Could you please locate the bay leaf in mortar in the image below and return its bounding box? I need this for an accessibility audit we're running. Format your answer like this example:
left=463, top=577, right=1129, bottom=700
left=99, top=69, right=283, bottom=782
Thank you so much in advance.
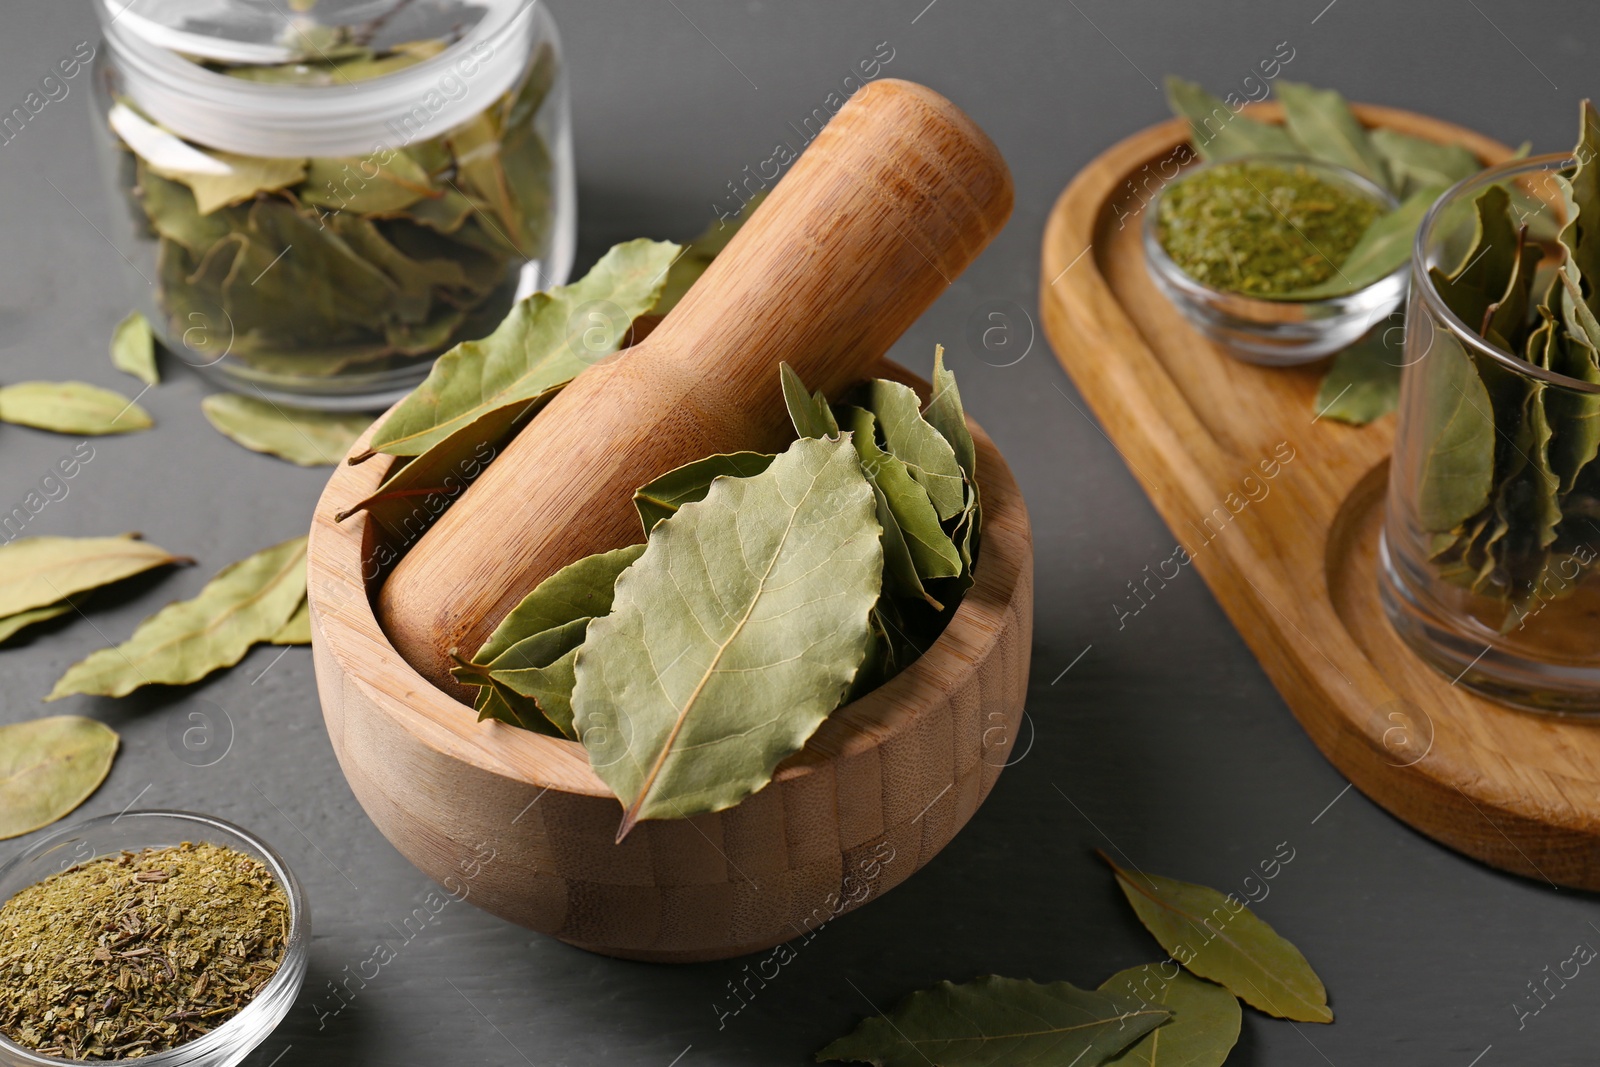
left=1275, top=80, right=1391, bottom=192
left=572, top=436, right=880, bottom=837
left=817, top=975, right=1169, bottom=1067
left=1164, top=77, right=1297, bottom=162
left=0, top=382, right=152, bottom=436
left=1101, top=851, right=1332, bottom=1023
left=0, top=534, right=185, bottom=618
left=781, top=360, right=840, bottom=440
left=361, top=238, right=680, bottom=457
left=336, top=413, right=508, bottom=528
left=471, top=544, right=645, bottom=665
left=1099, top=966, right=1241, bottom=1067
left=869, top=379, right=965, bottom=519
left=845, top=406, right=961, bottom=584
left=48, top=537, right=307, bottom=699
left=455, top=617, right=591, bottom=738
left=110, top=311, right=159, bottom=386
left=201, top=393, right=371, bottom=466
left=0, top=716, right=119, bottom=840
left=633, top=452, right=776, bottom=534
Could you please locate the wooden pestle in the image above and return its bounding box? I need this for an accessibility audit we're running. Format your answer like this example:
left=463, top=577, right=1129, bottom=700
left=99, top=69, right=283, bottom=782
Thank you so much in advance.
left=379, top=78, right=1013, bottom=692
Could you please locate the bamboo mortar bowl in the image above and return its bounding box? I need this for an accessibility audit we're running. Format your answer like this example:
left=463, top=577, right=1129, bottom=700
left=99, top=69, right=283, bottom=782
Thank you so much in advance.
left=307, top=361, right=1033, bottom=963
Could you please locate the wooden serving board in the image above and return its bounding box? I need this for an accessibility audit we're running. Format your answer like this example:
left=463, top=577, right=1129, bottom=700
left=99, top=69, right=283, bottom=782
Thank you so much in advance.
left=1041, top=102, right=1600, bottom=890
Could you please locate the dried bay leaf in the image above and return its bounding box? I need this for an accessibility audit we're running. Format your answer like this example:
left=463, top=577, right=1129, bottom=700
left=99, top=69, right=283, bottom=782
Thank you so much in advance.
left=1368, top=128, right=1481, bottom=195
left=1102, top=852, right=1332, bottom=1023
left=0, top=601, right=73, bottom=644
left=817, top=975, right=1170, bottom=1067
left=362, top=238, right=680, bottom=457
left=471, top=544, right=645, bottom=665
left=1413, top=325, right=1496, bottom=532
left=270, top=599, right=311, bottom=646
left=455, top=618, right=591, bottom=737
left=0, top=381, right=152, bottom=436
left=1275, top=81, right=1390, bottom=192
left=0, top=534, right=186, bottom=618
left=335, top=413, right=505, bottom=529
left=300, top=152, right=435, bottom=214
left=846, top=406, right=960, bottom=583
left=147, top=150, right=308, bottom=215
left=1099, top=967, right=1241, bottom=1067
left=1164, top=77, right=1297, bottom=162
left=1281, top=185, right=1444, bottom=299
left=0, top=717, right=119, bottom=840
left=1314, top=331, right=1402, bottom=426
left=869, top=379, right=965, bottom=520
left=633, top=452, right=776, bottom=534
left=572, top=436, right=881, bottom=836
left=201, top=393, right=372, bottom=466
left=111, top=311, right=159, bottom=385
left=48, top=537, right=307, bottom=700
left=781, top=361, right=840, bottom=440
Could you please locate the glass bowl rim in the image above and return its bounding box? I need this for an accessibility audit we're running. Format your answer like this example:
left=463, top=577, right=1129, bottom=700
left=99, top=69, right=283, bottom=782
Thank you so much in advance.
left=0, top=809, right=308, bottom=1066
left=1411, top=150, right=1600, bottom=396
left=1142, top=152, right=1405, bottom=308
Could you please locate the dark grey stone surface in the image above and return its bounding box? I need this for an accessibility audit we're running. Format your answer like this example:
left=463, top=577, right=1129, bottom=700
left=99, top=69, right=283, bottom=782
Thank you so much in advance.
left=1, top=1, right=1596, bottom=1063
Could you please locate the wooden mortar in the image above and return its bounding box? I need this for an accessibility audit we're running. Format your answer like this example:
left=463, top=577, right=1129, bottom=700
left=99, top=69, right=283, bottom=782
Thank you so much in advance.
left=308, top=365, right=1032, bottom=962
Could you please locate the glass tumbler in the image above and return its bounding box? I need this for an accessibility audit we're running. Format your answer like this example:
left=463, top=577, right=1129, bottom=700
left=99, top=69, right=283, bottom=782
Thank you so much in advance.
left=1380, top=153, right=1600, bottom=713
left=90, top=0, right=576, bottom=409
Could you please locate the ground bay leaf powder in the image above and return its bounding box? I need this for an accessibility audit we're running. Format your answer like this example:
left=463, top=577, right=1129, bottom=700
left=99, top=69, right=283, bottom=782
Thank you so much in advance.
left=0, top=842, right=289, bottom=1059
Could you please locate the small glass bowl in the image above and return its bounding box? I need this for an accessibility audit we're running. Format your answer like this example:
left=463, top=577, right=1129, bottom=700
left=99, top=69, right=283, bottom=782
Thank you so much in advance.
left=0, top=811, right=308, bottom=1067
left=1142, top=155, right=1407, bottom=366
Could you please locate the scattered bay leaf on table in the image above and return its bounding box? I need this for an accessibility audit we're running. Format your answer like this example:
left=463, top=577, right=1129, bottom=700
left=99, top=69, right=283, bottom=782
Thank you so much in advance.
left=110, top=311, right=159, bottom=386
left=270, top=598, right=311, bottom=646
left=817, top=975, right=1170, bottom=1067
left=868, top=379, right=965, bottom=520
left=0, top=382, right=152, bottom=436
left=1274, top=81, right=1391, bottom=192
left=1313, top=331, right=1403, bottom=426
left=1368, top=128, right=1481, bottom=194
left=572, top=436, right=880, bottom=836
left=1164, top=76, right=1297, bottom=161
left=48, top=536, right=307, bottom=700
left=0, top=601, right=73, bottom=644
left=1099, top=966, right=1241, bottom=1067
left=0, top=533, right=186, bottom=618
left=1101, top=852, right=1332, bottom=1023
left=201, top=393, right=372, bottom=466
left=781, top=360, right=840, bottom=440
left=0, top=716, right=119, bottom=839
left=633, top=452, right=775, bottom=534
left=361, top=238, right=680, bottom=457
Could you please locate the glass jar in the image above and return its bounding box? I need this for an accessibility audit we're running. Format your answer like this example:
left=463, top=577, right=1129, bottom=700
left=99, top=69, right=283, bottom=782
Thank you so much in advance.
left=90, top=0, right=575, bottom=409
left=1380, top=153, right=1600, bottom=714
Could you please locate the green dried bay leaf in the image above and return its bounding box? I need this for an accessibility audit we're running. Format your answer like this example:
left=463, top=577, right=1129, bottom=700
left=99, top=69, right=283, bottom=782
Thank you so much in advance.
left=1274, top=80, right=1391, bottom=191
left=1102, top=852, right=1332, bottom=1023
left=817, top=975, right=1170, bottom=1067
left=633, top=452, right=776, bottom=534
left=110, top=311, right=159, bottom=386
left=869, top=378, right=965, bottom=519
left=270, top=598, right=311, bottom=646
left=1314, top=330, right=1402, bottom=426
left=0, top=601, right=73, bottom=645
left=572, top=436, right=881, bottom=837
left=0, top=381, right=152, bottom=436
left=1164, top=76, right=1296, bottom=162
left=1099, top=967, right=1241, bottom=1067
left=0, top=534, right=186, bottom=618
left=0, top=717, right=119, bottom=840
left=201, top=393, right=372, bottom=466
left=362, top=238, right=680, bottom=457
left=48, top=537, right=307, bottom=700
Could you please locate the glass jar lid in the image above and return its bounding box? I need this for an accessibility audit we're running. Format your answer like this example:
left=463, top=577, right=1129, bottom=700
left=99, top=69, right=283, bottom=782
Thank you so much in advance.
left=98, top=0, right=541, bottom=157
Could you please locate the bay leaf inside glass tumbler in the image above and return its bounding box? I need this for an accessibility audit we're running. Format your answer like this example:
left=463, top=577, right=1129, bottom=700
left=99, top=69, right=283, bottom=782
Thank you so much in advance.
left=1380, top=153, right=1600, bottom=713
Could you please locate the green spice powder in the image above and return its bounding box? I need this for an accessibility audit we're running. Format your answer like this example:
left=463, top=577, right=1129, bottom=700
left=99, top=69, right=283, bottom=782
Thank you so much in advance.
left=1156, top=160, right=1383, bottom=296
left=0, top=842, right=289, bottom=1060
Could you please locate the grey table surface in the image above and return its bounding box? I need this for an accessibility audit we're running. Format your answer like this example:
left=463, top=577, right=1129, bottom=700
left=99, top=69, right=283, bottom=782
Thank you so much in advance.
left=2, top=1, right=1597, bottom=1063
